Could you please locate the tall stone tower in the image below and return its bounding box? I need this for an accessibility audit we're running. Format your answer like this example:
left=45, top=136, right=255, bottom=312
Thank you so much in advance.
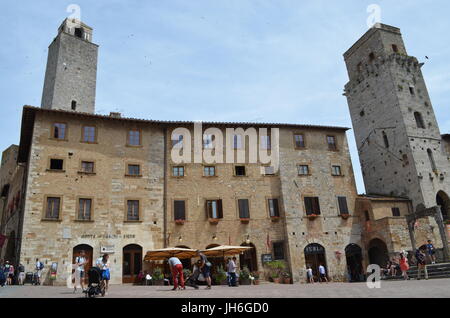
left=343, top=24, right=450, bottom=218
left=41, top=19, right=98, bottom=113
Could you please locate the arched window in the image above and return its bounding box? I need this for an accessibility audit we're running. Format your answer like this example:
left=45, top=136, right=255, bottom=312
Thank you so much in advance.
left=382, top=131, right=389, bottom=148
left=427, top=149, right=437, bottom=171
left=74, top=28, right=83, bottom=38
left=414, top=112, right=425, bottom=129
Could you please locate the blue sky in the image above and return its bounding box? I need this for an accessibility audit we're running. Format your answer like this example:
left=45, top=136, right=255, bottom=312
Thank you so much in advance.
left=1, top=0, right=449, bottom=193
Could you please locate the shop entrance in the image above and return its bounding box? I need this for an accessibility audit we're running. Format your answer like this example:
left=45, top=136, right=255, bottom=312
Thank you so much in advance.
left=72, top=244, right=93, bottom=285
left=345, top=244, right=364, bottom=282
left=122, top=244, right=143, bottom=284
left=304, top=243, right=327, bottom=281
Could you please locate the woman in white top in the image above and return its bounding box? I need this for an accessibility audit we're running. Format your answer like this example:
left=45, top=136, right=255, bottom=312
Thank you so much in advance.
left=306, top=266, right=314, bottom=284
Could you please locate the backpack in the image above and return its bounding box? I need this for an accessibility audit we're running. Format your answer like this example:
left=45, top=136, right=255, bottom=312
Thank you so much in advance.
left=39, top=262, right=44, bottom=270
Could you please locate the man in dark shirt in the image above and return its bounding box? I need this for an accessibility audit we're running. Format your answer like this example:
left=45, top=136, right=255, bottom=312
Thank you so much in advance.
left=196, top=250, right=212, bottom=289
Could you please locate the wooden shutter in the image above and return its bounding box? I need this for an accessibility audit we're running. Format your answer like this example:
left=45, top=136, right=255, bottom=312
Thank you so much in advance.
left=174, top=200, right=186, bottom=220
left=304, top=197, right=313, bottom=215
left=338, top=197, right=348, bottom=214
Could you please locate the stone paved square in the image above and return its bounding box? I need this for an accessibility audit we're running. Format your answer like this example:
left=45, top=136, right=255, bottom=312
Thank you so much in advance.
left=1, top=279, right=449, bottom=298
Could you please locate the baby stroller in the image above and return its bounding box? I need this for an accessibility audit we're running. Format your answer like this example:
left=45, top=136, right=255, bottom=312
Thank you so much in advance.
left=84, top=267, right=106, bottom=298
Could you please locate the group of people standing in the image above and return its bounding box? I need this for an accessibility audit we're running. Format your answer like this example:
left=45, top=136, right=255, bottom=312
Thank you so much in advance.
left=72, top=250, right=111, bottom=295
left=0, top=260, right=40, bottom=286
left=384, top=240, right=437, bottom=280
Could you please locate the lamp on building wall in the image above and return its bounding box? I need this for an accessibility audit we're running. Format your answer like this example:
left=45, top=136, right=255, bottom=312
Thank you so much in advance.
left=212, top=235, right=217, bottom=241
left=178, top=236, right=183, bottom=242
left=245, top=235, right=251, bottom=244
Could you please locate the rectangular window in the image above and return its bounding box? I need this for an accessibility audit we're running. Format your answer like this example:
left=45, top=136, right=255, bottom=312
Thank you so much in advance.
left=127, top=164, right=141, bottom=176
left=78, top=198, right=92, bottom=221
left=409, top=86, right=415, bottom=96
left=369, top=52, right=375, bottom=62
left=268, top=199, right=280, bottom=217
left=204, top=166, right=215, bottom=177
left=53, top=123, right=67, bottom=140
left=173, top=166, right=185, bottom=177
left=235, top=166, right=246, bottom=176
left=50, top=159, right=64, bottom=171
left=81, top=161, right=94, bottom=173
left=45, top=197, right=60, bottom=219
left=304, top=197, right=321, bottom=215
left=273, top=242, right=285, bottom=260
left=83, top=126, right=96, bottom=143
left=392, top=44, right=399, bottom=53
left=365, top=210, right=370, bottom=221
left=238, top=199, right=250, bottom=219
left=206, top=200, right=223, bottom=219
left=174, top=200, right=186, bottom=220
left=260, top=135, right=271, bottom=150
left=294, top=134, right=305, bottom=148
left=332, top=165, right=342, bottom=176
left=127, top=200, right=140, bottom=221
left=128, top=130, right=141, bottom=146
left=338, top=197, right=349, bottom=215
left=203, top=134, right=213, bottom=149
left=327, top=136, right=337, bottom=151
left=392, top=207, right=401, bottom=217
left=298, top=165, right=309, bottom=176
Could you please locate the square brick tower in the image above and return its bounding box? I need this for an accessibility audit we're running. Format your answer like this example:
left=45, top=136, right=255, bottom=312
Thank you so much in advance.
left=343, top=24, right=450, bottom=220
left=41, top=18, right=98, bottom=113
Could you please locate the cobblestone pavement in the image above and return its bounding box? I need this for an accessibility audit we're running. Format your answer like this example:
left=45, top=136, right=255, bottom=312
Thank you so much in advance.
left=1, top=279, right=450, bottom=298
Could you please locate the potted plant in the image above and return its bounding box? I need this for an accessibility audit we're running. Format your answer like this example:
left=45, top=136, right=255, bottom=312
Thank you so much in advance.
left=251, top=271, right=260, bottom=285
left=282, top=271, right=292, bottom=284
left=213, top=265, right=228, bottom=285
left=270, top=272, right=281, bottom=284
left=209, top=218, right=220, bottom=225
left=266, top=260, right=285, bottom=284
left=239, top=266, right=251, bottom=285
left=175, top=219, right=185, bottom=225
left=152, top=267, right=164, bottom=286
left=240, top=218, right=250, bottom=224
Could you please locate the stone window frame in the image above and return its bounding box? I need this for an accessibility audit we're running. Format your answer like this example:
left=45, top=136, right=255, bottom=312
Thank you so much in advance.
left=336, top=196, right=350, bottom=215
left=126, top=128, right=143, bottom=147
left=125, top=162, right=143, bottom=178
left=81, top=125, right=98, bottom=144
left=124, top=198, right=142, bottom=223
left=78, top=159, right=96, bottom=175
left=202, top=165, right=217, bottom=178
left=173, top=198, right=188, bottom=221
left=42, top=195, right=63, bottom=222
left=326, top=135, right=338, bottom=151
left=331, top=165, right=343, bottom=177
left=171, top=165, right=186, bottom=178
left=302, top=195, right=321, bottom=216
left=266, top=197, right=282, bottom=219
left=75, top=196, right=95, bottom=222
left=47, top=157, right=66, bottom=173
left=293, top=132, right=307, bottom=149
left=272, top=241, right=285, bottom=260
left=235, top=197, right=251, bottom=220
left=297, top=164, right=311, bottom=176
left=233, top=165, right=247, bottom=177
left=50, top=122, right=69, bottom=141
left=204, top=198, right=223, bottom=220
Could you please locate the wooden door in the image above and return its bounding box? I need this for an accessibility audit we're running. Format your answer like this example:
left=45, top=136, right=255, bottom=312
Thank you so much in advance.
left=122, top=244, right=142, bottom=284
left=72, top=244, right=93, bottom=285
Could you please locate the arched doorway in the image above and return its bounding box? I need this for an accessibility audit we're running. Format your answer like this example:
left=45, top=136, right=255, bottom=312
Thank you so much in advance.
left=72, top=244, right=93, bottom=285
left=304, top=243, right=327, bottom=281
left=175, top=245, right=193, bottom=270
left=123, top=244, right=143, bottom=284
left=436, top=191, right=450, bottom=220
left=368, top=238, right=389, bottom=267
left=239, top=243, right=257, bottom=272
left=345, top=244, right=364, bottom=282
